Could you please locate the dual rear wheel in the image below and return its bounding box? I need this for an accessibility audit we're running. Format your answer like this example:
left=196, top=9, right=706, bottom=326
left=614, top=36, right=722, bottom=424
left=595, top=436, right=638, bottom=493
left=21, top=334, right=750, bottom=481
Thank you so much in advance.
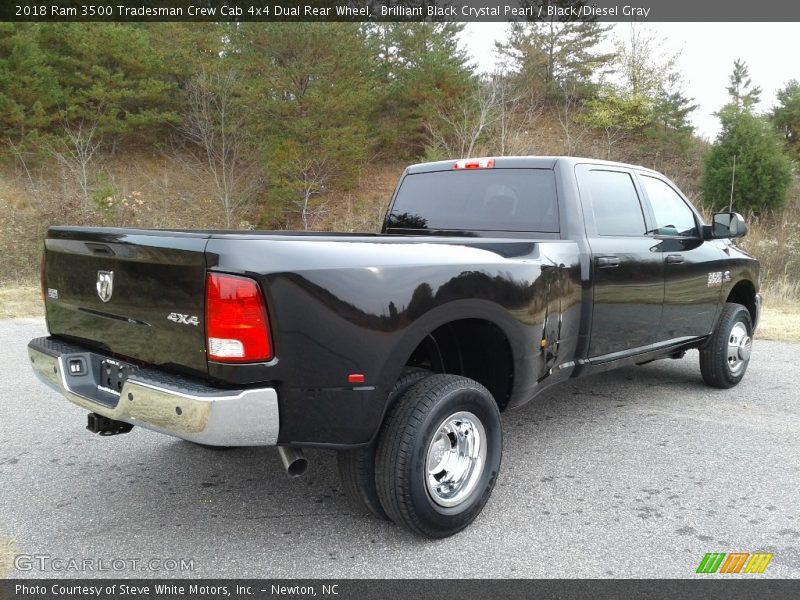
left=338, top=302, right=754, bottom=538
left=337, top=371, right=502, bottom=538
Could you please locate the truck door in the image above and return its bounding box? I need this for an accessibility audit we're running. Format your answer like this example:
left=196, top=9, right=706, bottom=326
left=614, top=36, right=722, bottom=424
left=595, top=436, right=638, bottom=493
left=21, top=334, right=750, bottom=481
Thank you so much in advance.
left=575, top=165, right=664, bottom=359
left=636, top=173, right=725, bottom=340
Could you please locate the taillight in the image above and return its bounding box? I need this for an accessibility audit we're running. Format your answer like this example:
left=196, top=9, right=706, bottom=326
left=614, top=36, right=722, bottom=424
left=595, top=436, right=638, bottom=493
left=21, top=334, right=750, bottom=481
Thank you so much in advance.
left=206, top=273, right=273, bottom=363
left=453, top=158, right=495, bottom=170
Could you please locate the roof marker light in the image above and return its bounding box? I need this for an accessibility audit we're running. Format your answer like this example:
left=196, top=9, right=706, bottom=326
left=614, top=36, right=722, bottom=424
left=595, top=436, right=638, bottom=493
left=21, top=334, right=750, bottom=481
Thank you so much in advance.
left=453, top=158, right=495, bottom=170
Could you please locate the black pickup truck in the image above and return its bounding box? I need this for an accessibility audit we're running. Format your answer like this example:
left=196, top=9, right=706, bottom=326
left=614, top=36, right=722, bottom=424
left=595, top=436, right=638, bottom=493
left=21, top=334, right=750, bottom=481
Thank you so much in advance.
left=29, top=156, right=760, bottom=538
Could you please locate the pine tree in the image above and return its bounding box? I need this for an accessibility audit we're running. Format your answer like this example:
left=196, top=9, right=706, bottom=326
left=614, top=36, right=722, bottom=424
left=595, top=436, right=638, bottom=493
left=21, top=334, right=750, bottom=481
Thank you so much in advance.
left=233, top=23, right=376, bottom=225
left=37, top=24, right=181, bottom=145
left=771, top=79, right=800, bottom=154
left=703, top=107, right=791, bottom=213
left=651, top=91, right=697, bottom=133
left=704, top=61, right=790, bottom=213
left=496, top=20, right=613, bottom=102
left=366, top=23, right=474, bottom=158
left=0, top=24, right=64, bottom=141
left=0, top=24, right=182, bottom=147
left=726, top=58, right=761, bottom=111
left=145, top=23, right=227, bottom=87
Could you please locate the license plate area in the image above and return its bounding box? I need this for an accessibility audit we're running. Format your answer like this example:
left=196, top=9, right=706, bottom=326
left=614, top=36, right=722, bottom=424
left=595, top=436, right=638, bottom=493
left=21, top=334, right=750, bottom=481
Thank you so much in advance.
left=97, top=357, right=137, bottom=397
left=60, top=352, right=139, bottom=408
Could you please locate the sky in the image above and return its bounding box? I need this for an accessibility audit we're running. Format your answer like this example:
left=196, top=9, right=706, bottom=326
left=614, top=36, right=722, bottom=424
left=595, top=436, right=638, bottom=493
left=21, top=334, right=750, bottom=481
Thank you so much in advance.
left=461, top=22, right=800, bottom=141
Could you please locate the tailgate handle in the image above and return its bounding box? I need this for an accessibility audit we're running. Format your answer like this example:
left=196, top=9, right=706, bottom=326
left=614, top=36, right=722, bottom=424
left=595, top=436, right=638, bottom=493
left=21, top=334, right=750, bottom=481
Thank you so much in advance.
left=85, top=243, right=115, bottom=256
left=596, top=256, right=620, bottom=268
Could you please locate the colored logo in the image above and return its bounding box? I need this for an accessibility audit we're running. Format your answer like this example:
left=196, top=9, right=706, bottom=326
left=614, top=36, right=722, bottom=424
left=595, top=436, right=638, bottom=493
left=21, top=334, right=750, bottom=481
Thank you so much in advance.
left=696, top=552, right=773, bottom=574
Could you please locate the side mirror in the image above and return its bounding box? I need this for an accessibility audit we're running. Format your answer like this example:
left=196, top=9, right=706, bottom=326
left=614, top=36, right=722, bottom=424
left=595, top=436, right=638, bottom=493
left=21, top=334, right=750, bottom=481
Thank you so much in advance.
left=704, top=212, right=748, bottom=239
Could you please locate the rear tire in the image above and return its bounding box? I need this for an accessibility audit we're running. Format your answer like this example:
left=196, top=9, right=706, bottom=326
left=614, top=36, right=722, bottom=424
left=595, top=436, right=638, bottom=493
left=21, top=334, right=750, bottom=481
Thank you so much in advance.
left=375, top=374, right=502, bottom=538
left=700, top=302, right=753, bottom=389
left=337, top=368, right=429, bottom=520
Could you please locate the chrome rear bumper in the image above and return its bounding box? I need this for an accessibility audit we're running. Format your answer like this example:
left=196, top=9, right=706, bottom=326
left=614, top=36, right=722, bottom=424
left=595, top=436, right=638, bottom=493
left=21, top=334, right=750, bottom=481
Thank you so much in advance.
left=28, top=337, right=279, bottom=446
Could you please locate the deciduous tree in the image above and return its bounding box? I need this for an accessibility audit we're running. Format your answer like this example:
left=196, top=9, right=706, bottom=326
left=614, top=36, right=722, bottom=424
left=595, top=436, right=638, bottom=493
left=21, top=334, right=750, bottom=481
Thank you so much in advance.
left=178, top=69, right=258, bottom=228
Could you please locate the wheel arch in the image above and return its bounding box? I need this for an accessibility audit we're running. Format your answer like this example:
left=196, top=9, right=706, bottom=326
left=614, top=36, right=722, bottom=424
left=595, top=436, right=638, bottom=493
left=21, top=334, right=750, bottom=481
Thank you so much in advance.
left=374, top=299, right=533, bottom=424
left=726, top=279, right=758, bottom=328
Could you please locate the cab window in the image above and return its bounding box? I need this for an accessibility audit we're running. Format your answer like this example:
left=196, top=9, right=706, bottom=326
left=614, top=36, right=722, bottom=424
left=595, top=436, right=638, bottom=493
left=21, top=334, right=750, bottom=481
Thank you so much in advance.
left=579, top=169, right=647, bottom=236
left=387, top=169, right=559, bottom=233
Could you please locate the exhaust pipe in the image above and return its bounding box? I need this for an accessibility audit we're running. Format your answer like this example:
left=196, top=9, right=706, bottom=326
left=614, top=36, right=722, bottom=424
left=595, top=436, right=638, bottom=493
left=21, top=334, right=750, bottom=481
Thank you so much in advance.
left=277, top=446, right=308, bottom=478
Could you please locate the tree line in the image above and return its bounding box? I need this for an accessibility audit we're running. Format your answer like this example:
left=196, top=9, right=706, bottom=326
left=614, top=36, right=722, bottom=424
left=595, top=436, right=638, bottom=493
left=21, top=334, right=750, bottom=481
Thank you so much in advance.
left=0, top=22, right=797, bottom=227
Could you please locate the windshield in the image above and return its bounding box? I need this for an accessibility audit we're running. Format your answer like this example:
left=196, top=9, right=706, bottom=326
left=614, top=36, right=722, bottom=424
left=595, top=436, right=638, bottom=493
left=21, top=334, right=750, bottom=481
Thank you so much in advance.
left=386, top=168, right=559, bottom=233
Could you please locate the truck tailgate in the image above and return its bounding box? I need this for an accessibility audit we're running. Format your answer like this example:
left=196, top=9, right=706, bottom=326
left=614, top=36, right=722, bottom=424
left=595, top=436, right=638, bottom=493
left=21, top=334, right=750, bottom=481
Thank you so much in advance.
left=43, top=227, right=210, bottom=376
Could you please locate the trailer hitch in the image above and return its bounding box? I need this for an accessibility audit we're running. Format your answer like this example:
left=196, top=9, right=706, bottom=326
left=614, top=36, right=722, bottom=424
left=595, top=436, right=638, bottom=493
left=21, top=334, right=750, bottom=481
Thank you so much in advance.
left=86, top=413, right=134, bottom=436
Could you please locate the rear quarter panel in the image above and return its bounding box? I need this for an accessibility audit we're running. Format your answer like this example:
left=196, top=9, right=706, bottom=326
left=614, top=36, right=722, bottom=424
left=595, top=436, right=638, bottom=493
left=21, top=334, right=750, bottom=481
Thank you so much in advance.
left=205, top=236, right=581, bottom=446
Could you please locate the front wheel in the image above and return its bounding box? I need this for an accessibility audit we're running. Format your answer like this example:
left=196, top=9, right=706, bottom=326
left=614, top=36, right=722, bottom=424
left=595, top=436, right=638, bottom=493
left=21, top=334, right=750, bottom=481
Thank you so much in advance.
left=375, top=374, right=502, bottom=538
left=700, top=302, right=753, bottom=389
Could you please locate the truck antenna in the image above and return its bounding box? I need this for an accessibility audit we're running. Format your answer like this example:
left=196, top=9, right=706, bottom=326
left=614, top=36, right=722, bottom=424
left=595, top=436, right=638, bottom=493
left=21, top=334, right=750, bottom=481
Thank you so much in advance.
left=728, top=154, right=736, bottom=212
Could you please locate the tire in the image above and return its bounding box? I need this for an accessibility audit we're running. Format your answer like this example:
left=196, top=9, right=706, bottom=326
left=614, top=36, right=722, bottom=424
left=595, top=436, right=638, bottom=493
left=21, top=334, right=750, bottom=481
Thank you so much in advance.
left=375, top=374, right=502, bottom=538
left=700, top=302, right=753, bottom=389
left=337, top=368, right=429, bottom=520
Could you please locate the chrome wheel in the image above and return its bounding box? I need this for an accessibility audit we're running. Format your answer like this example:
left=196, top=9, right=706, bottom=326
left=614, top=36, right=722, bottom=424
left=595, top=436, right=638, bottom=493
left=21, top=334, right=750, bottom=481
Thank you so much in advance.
left=727, top=321, right=751, bottom=376
left=425, top=411, right=486, bottom=508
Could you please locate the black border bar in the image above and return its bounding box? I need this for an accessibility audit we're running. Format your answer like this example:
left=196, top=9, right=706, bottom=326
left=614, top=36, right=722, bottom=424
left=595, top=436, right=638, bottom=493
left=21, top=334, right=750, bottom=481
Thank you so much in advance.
left=2, top=0, right=800, bottom=22
left=2, top=579, right=800, bottom=600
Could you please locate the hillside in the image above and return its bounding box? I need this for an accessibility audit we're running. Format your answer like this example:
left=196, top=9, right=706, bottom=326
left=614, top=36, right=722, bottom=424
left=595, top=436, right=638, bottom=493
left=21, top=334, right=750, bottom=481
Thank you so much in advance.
left=0, top=22, right=797, bottom=313
left=2, top=129, right=797, bottom=305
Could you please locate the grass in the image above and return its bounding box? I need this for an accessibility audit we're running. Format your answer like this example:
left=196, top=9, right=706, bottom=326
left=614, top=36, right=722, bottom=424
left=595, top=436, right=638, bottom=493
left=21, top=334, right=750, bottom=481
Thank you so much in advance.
left=318, top=163, right=404, bottom=232
left=2, top=282, right=797, bottom=343
left=739, top=184, right=800, bottom=307
left=0, top=285, right=43, bottom=319
left=757, top=301, right=800, bottom=343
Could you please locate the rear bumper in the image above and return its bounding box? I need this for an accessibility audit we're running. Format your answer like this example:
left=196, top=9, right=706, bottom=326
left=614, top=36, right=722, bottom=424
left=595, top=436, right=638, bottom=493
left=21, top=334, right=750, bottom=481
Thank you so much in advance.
left=27, top=337, right=279, bottom=446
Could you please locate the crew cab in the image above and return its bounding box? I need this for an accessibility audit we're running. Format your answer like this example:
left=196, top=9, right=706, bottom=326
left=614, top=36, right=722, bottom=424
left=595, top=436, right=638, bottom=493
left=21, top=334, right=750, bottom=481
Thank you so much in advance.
left=28, top=156, right=760, bottom=538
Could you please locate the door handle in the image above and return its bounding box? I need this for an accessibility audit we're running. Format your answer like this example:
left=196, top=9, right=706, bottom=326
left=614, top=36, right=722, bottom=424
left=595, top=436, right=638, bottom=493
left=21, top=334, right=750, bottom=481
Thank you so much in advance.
left=665, top=254, right=684, bottom=264
left=596, top=256, right=620, bottom=268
